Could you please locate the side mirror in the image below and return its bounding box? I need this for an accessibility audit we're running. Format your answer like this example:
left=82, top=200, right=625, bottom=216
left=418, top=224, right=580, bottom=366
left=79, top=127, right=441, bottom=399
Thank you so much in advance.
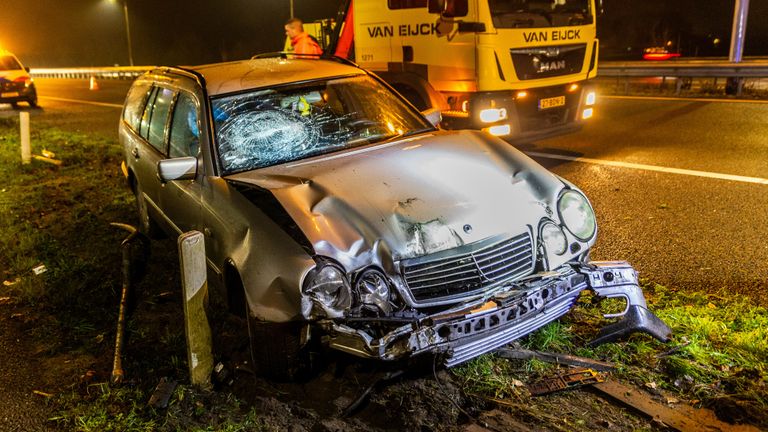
left=157, top=157, right=197, bottom=182
left=24, top=66, right=30, bottom=73
left=421, top=108, right=442, bottom=127
left=428, top=0, right=468, bottom=17
left=597, top=0, right=604, bottom=15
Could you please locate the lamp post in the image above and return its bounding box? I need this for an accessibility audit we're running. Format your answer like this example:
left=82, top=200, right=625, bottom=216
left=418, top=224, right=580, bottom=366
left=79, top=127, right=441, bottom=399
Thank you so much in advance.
left=109, top=0, right=134, bottom=66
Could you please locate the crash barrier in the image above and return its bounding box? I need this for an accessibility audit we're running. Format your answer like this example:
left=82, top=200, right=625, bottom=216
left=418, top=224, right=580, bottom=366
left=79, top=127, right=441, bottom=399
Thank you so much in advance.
left=29, top=66, right=153, bottom=80
left=598, top=60, right=768, bottom=96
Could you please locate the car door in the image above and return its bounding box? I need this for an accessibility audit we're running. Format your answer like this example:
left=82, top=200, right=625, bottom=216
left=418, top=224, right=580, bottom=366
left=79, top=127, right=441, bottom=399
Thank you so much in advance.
left=130, top=86, right=175, bottom=225
left=159, top=90, right=203, bottom=234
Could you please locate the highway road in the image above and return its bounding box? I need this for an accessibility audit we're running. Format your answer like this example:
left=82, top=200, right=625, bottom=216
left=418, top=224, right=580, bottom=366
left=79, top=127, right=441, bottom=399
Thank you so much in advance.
left=6, top=77, right=768, bottom=304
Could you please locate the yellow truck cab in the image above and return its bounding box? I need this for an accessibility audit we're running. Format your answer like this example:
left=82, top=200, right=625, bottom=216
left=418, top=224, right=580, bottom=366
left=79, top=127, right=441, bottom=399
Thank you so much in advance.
left=332, top=0, right=599, bottom=140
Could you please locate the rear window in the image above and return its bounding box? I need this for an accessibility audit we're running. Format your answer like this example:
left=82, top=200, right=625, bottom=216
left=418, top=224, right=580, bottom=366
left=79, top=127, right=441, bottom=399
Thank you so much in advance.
left=0, top=56, right=23, bottom=70
left=122, top=83, right=152, bottom=132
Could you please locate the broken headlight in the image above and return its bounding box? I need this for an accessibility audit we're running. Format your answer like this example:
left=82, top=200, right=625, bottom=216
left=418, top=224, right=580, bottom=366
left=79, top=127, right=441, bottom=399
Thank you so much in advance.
left=302, top=264, right=352, bottom=319
left=541, top=222, right=567, bottom=255
left=558, top=190, right=596, bottom=241
left=354, top=269, right=393, bottom=315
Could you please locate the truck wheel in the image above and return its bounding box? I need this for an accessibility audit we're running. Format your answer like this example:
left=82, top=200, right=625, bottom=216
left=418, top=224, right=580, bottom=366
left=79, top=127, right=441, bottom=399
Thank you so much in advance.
left=134, top=180, right=164, bottom=239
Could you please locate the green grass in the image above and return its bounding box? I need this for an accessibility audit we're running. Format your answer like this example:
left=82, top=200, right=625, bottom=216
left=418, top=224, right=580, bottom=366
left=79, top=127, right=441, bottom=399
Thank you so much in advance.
left=454, top=280, right=768, bottom=427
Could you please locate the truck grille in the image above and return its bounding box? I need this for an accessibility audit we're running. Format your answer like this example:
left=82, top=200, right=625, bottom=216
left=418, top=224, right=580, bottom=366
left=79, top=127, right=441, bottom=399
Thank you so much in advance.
left=402, top=233, right=535, bottom=304
left=510, top=43, right=586, bottom=80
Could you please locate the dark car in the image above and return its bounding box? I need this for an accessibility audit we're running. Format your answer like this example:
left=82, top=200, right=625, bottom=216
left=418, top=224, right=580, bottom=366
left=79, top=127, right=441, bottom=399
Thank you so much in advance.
left=0, top=51, right=37, bottom=108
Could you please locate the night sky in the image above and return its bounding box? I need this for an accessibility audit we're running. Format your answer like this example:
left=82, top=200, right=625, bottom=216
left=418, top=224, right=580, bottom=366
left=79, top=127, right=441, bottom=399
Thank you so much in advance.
left=1, top=0, right=766, bottom=67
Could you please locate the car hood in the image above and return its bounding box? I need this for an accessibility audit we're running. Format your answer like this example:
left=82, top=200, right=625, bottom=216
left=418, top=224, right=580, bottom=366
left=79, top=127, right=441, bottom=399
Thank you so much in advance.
left=226, top=130, right=565, bottom=270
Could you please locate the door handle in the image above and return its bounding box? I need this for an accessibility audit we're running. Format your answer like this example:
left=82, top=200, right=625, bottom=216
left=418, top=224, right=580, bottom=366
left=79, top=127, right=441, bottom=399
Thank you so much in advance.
left=131, top=148, right=140, bottom=159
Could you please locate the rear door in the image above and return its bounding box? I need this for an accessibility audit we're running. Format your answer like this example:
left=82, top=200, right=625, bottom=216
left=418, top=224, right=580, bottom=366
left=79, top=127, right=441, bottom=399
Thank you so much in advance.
left=132, top=85, right=176, bottom=224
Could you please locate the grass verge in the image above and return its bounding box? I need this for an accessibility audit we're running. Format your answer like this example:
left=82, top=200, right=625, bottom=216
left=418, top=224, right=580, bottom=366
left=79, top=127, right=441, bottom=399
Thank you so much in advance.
left=453, top=280, right=768, bottom=428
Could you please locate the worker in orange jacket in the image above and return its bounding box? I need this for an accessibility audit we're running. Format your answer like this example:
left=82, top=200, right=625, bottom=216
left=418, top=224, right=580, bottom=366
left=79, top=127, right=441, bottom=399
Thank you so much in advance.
left=285, top=18, right=323, bottom=56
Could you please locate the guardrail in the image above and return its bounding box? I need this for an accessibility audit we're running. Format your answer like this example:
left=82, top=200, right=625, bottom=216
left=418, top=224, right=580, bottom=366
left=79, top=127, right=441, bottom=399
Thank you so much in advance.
left=30, top=66, right=153, bottom=80
left=598, top=60, right=768, bottom=96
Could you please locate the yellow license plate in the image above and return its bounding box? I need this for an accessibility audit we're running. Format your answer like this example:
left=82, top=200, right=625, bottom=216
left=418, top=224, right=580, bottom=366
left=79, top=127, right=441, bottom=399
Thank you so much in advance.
left=539, top=96, right=565, bottom=110
left=1, top=92, right=19, bottom=98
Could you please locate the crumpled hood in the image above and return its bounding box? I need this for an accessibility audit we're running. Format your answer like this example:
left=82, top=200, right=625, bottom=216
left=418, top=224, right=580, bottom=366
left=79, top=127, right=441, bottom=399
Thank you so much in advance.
left=227, top=130, right=565, bottom=270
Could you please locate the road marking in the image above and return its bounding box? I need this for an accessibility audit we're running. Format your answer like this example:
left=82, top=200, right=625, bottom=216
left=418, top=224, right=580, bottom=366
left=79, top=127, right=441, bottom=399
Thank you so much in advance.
left=602, top=95, right=768, bottom=104
left=525, top=151, right=768, bottom=185
left=39, top=96, right=123, bottom=109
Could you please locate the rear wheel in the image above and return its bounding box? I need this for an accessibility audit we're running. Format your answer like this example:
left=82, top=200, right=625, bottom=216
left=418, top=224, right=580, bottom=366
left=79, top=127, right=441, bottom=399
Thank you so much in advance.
left=133, top=179, right=164, bottom=238
left=27, top=86, right=38, bottom=108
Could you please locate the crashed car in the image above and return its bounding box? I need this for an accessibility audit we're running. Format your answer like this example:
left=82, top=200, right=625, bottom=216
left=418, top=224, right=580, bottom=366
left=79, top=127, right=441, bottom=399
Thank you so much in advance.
left=120, top=55, right=670, bottom=376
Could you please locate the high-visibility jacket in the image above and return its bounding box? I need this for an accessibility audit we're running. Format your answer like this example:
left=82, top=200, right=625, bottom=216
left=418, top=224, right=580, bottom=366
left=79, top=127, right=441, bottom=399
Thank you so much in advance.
left=291, top=32, right=322, bottom=56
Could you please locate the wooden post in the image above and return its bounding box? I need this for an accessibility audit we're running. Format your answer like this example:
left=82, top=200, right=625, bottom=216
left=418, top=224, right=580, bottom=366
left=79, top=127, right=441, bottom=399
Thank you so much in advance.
left=20, top=112, right=31, bottom=164
left=178, top=231, right=213, bottom=389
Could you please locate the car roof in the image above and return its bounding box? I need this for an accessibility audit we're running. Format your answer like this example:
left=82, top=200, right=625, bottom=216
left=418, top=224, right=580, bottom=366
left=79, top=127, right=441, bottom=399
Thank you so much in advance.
left=183, top=57, right=366, bottom=97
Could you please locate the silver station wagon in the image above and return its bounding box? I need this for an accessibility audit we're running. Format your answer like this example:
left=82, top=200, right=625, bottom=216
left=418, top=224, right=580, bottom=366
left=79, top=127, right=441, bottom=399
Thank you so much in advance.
left=120, top=56, right=669, bottom=377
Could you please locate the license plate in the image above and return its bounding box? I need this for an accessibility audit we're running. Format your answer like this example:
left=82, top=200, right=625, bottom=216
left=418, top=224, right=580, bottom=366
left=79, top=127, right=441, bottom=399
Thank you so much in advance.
left=1, top=92, right=19, bottom=98
left=539, top=96, right=565, bottom=110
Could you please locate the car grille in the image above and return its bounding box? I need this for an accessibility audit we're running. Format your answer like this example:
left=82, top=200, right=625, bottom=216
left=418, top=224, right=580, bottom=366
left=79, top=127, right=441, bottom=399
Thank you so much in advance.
left=401, top=232, right=535, bottom=305
left=510, top=44, right=586, bottom=80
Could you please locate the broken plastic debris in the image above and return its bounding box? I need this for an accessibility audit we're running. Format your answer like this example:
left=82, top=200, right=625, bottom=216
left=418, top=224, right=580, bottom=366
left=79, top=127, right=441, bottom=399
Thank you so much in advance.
left=527, top=368, right=604, bottom=396
left=41, top=149, right=55, bottom=158
left=32, top=390, right=53, bottom=398
left=148, top=377, right=178, bottom=409
left=32, top=264, right=47, bottom=275
left=3, top=279, right=19, bottom=287
left=0, top=297, right=11, bottom=305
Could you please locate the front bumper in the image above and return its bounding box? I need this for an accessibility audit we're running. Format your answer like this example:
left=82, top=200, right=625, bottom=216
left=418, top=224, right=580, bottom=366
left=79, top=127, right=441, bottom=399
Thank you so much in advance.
left=325, top=261, right=670, bottom=367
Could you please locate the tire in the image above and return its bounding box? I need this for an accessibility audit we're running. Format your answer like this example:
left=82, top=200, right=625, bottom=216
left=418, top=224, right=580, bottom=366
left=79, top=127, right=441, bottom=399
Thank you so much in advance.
left=247, top=318, right=308, bottom=380
left=10, top=101, right=18, bottom=109
left=27, top=86, right=38, bottom=108
left=133, top=180, right=164, bottom=239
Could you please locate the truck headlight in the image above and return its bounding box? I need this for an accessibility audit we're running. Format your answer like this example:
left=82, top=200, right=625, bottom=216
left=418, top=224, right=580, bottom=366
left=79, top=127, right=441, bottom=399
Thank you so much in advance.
left=479, top=107, right=507, bottom=123
left=558, top=190, right=596, bottom=240
left=541, top=222, right=567, bottom=255
left=302, top=264, right=352, bottom=318
left=355, top=269, right=393, bottom=314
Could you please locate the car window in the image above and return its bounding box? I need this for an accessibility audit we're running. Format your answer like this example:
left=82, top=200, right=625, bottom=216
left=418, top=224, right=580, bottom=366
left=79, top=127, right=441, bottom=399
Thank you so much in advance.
left=211, top=75, right=433, bottom=175
left=147, top=87, right=175, bottom=153
left=169, top=92, right=200, bottom=158
left=0, top=56, right=23, bottom=70
left=139, top=87, right=159, bottom=140
left=122, top=83, right=152, bottom=133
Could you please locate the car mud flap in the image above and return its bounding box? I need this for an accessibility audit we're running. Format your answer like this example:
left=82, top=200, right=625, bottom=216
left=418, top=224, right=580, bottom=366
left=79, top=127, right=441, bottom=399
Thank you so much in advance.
left=588, top=304, right=672, bottom=347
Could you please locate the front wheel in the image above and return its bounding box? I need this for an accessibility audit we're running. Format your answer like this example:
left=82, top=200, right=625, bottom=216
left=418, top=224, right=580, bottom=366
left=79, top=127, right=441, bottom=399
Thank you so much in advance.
left=248, top=318, right=310, bottom=380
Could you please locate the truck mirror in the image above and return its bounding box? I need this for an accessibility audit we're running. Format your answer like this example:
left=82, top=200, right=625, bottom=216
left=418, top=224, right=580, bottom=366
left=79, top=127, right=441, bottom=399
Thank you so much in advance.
left=428, top=0, right=468, bottom=18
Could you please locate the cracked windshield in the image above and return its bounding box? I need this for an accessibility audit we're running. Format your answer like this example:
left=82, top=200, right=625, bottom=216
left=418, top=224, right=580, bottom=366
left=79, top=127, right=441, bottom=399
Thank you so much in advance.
left=488, top=0, right=593, bottom=28
left=212, top=74, right=432, bottom=174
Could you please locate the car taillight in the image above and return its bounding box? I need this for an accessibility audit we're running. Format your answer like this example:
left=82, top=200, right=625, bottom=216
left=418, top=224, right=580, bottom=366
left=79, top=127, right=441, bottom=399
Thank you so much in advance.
left=13, top=76, right=32, bottom=86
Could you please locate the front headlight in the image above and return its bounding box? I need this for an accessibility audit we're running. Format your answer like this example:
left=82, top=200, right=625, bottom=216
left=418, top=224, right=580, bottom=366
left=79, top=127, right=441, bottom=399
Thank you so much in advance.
left=541, top=222, right=567, bottom=255
left=558, top=190, right=596, bottom=240
left=355, top=269, right=393, bottom=314
left=302, top=264, right=352, bottom=318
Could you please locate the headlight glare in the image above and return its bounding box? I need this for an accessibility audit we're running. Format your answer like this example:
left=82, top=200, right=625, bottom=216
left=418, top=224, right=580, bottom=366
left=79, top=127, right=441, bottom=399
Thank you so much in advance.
left=541, top=222, right=567, bottom=255
left=558, top=190, right=596, bottom=240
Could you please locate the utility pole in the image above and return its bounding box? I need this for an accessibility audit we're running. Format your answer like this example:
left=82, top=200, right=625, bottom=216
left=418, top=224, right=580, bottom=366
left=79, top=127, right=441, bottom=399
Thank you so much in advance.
left=289, top=0, right=294, bottom=18
left=124, top=0, right=134, bottom=66
left=726, top=0, right=749, bottom=95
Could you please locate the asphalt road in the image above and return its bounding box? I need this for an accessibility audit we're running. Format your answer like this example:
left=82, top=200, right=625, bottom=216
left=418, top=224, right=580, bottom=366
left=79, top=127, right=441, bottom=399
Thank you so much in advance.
left=9, top=78, right=768, bottom=305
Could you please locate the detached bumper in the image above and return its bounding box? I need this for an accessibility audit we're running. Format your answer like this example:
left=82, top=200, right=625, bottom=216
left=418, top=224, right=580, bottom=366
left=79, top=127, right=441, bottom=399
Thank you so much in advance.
left=326, top=261, right=671, bottom=367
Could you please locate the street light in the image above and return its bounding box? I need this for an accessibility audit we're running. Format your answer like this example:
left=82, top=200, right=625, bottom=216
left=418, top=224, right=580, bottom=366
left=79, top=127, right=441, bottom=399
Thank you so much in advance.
left=108, top=0, right=134, bottom=66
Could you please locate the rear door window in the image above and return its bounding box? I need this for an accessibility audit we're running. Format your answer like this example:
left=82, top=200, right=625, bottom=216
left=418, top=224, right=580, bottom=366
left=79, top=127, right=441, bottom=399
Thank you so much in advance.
left=147, top=87, right=176, bottom=153
left=168, top=92, right=201, bottom=158
left=122, top=83, right=152, bottom=132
